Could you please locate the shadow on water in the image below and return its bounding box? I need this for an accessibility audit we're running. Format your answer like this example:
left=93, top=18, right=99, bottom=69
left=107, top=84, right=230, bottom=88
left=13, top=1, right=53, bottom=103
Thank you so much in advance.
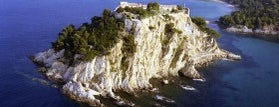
left=210, top=23, right=260, bottom=69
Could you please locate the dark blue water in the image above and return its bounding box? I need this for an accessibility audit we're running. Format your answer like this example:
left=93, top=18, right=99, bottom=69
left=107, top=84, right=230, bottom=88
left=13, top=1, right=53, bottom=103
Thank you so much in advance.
left=1, top=0, right=279, bottom=106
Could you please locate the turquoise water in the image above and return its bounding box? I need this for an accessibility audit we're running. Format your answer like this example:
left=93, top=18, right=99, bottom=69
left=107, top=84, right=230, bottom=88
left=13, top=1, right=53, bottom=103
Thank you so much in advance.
left=1, top=0, right=279, bottom=106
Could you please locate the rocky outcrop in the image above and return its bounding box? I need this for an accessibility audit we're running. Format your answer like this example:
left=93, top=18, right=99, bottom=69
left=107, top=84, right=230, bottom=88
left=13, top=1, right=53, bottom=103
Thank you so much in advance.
left=225, top=25, right=279, bottom=41
left=33, top=2, right=240, bottom=106
left=225, top=25, right=279, bottom=35
left=225, top=26, right=253, bottom=34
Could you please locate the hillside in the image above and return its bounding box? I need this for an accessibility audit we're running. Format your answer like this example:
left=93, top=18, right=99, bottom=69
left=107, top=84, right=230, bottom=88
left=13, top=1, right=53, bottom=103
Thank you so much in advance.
left=219, top=0, right=279, bottom=37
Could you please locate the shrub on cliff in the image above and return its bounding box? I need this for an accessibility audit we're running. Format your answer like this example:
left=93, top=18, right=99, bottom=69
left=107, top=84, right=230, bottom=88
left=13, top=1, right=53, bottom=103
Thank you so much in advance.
left=165, top=23, right=182, bottom=35
left=191, top=17, right=206, bottom=27
left=52, top=9, right=127, bottom=62
left=191, top=17, right=220, bottom=38
left=147, top=2, right=159, bottom=11
left=177, top=5, right=183, bottom=10
left=149, top=26, right=156, bottom=30
left=122, top=6, right=149, bottom=19
left=117, top=2, right=160, bottom=19
left=122, top=34, right=136, bottom=56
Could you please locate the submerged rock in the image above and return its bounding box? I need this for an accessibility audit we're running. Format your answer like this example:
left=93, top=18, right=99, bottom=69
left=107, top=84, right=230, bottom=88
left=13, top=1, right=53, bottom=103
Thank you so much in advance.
left=180, top=85, right=197, bottom=91
left=33, top=2, right=241, bottom=106
left=154, top=95, right=175, bottom=103
left=162, top=80, right=169, bottom=85
left=193, top=78, right=206, bottom=82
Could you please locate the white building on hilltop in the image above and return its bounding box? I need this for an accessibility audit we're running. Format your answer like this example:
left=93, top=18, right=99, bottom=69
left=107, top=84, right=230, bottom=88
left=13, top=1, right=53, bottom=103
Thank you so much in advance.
left=117, top=2, right=190, bottom=15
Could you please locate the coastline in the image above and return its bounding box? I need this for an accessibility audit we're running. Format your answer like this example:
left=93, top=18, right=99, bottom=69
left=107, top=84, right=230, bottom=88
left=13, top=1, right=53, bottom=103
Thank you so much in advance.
left=223, top=26, right=279, bottom=41
left=31, top=2, right=241, bottom=106
left=3, top=0, right=279, bottom=106
left=217, top=0, right=279, bottom=41
left=225, top=26, right=279, bottom=34
left=210, top=0, right=235, bottom=7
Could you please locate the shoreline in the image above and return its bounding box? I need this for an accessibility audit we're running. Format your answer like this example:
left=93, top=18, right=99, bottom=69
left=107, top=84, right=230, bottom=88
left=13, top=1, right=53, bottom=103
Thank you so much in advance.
left=210, top=0, right=235, bottom=7
left=32, top=2, right=241, bottom=106
left=223, top=26, right=279, bottom=41
left=32, top=48, right=241, bottom=106
left=216, top=0, right=279, bottom=41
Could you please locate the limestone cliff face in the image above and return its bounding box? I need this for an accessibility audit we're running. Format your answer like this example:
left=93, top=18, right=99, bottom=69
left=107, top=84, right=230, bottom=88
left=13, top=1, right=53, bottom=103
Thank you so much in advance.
left=34, top=3, right=240, bottom=106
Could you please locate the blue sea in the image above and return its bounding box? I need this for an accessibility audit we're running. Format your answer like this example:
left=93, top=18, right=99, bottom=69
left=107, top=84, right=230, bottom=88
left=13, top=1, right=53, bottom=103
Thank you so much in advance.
left=1, top=0, right=279, bottom=106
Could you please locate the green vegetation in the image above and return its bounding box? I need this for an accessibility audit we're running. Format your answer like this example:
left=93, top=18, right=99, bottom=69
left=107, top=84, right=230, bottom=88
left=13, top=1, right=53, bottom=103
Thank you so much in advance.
left=171, top=5, right=184, bottom=13
left=177, top=5, right=184, bottom=10
left=116, top=2, right=160, bottom=19
left=122, top=34, right=136, bottom=56
left=164, top=23, right=182, bottom=35
left=171, top=8, right=179, bottom=13
left=219, top=0, right=279, bottom=30
left=192, top=17, right=207, bottom=27
left=121, top=34, right=136, bottom=71
left=170, top=42, right=184, bottom=68
left=52, top=9, right=135, bottom=63
left=162, top=14, right=173, bottom=21
left=162, top=22, right=182, bottom=55
left=149, top=26, right=156, bottom=30
left=147, top=2, right=160, bottom=11
left=120, top=6, right=149, bottom=19
left=191, top=17, right=220, bottom=38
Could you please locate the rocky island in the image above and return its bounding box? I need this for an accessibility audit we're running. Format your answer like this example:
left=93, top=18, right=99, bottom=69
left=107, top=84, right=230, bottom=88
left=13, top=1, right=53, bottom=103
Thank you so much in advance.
left=33, top=2, right=241, bottom=106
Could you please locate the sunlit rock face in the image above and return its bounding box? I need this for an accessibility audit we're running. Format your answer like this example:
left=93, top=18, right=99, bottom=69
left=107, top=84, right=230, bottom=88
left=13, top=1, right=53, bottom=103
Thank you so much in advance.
left=33, top=2, right=240, bottom=106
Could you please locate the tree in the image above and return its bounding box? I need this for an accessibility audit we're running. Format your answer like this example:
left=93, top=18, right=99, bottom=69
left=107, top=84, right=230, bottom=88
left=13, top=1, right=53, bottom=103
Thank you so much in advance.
left=116, top=7, right=124, bottom=13
left=191, top=17, right=206, bottom=27
left=147, top=2, right=159, bottom=11
left=177, top=5, right=183, bottom=10
left=219, top=15, right=235, bottom=27
left=52, top=9, right=126, bottom=62
left=219, top=0, right=279, bottom=29
left=191, top=17, right=220, bottom=38
left=102, top=9, right=111, bottom=18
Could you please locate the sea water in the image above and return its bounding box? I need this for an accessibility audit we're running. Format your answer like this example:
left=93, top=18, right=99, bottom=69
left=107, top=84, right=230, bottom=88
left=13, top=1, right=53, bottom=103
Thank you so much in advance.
left=1, top=0, right=279, bottom=106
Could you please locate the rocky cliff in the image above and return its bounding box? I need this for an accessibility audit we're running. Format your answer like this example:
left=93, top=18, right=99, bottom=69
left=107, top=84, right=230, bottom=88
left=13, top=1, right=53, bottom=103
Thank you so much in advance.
left=33, top=2, right=240, bottom=106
